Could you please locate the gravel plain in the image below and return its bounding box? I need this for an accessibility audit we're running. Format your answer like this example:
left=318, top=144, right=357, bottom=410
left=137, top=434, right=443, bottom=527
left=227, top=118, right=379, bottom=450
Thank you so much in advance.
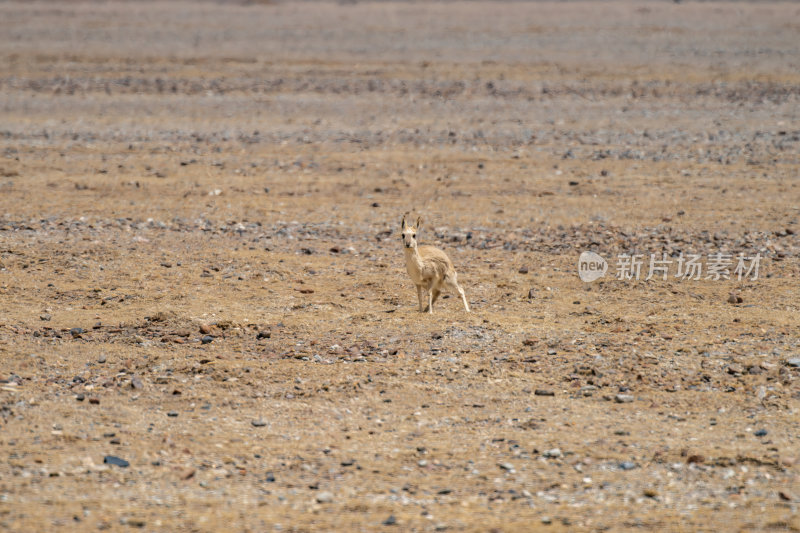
left=1, top=1, right=799, bottom=531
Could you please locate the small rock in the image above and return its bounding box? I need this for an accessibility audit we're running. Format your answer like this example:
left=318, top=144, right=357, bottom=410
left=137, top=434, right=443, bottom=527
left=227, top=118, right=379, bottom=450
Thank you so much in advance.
left=130, top=375, right=143, bottom=389
left=643, top=488, right=658, bottom=498
left=40, top=314, right=51, bottom=321
left=97, top=355, right=107, bottom=364
left=779, top=490, right=794, bottom=502
left=104, top=455, right=129, bottom=468
left=786, top=358, right=800, bottom=368
left=199, top=324, right=213, bottom=334
left=316, top=491, right=334, bottom=504
left=727, top=293, right=743, bottom=304
left=201, top=335, right=213, bottom=344
left=265, top=472, right=276, bottom=482
left=727, top=364, right=743, bottom=375
left=541, top=516, right=552, bottom=525
left=88, top=398, right=100, bottom=405
left=120, top=518, right=145, bottom=528
left=251, top=419, right=267, bottom=427
left=518, top=266, right=529, bottom=274
left=615, top=394, right=634, bottom=403
left=75, top=393, right=85, bottom=402
left=167, top=411, right=179, bottom=417
left=754, top=429, right=768, bottom=437
left=340, top=459, right=355, bottom=467
left=382, top=515, right=397, bottom=526
left=543, top=448, right=562, bottom=459
left=257, top=330, right=271, bottom=340
left=70, top=327, right=83, bottom=338
left=498, top=462, right=515, bottom=471
left=687, top=454, right=705, bottom=464
left=619, top=461, right=637, bottom=470
left=534, top=389, right=555, bottom=397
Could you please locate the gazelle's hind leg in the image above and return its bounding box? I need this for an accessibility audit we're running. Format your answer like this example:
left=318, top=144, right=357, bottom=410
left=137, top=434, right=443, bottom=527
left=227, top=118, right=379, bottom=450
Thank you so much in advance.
left=430, top=285, right=442, bottom=310
left=446, top=273, right=470, bottom=312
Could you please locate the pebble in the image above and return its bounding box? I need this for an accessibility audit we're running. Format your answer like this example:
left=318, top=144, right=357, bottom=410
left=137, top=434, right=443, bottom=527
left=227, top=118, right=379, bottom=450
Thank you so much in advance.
left=265, top=472, right=276, bottom=482
left=98, top=355, right=107, bottom=364
left=130, top=375, right=143, bottom=389
left=615, top=394, right=634, bottom=403
left=89, top=398, right=100, bottom=405
left=619, top=461, right=637, bottom=470
left=257, top=330, right=271, bottom=340
left=167, top=411, right=179, bottom=417
left=251, top=419, right=267, bottom=427
left=70, top=327, right=83, bottom=338
left=104, top=455, right=129, bottom=468
left=199, top=324, right=213, bottom=334
left=534, top=389, right=555, bottom=397
left=316, top=491, right=334, bottom=503
left=786, top=358, right=800, bottom=368
left=754, top=429, right=768, bottom=437
left=40, top=314, right=51, bottom=321
left=543, top=448, right=562, bottom=459
left=498, top=462, right=515, bottom=471
left=75, top=393, right=85, bottom=402
left=382, top=515, right=397, bottom=526
left=201, top=335, right=214, bottom=344
left=119, top=518, right=145, bottom=528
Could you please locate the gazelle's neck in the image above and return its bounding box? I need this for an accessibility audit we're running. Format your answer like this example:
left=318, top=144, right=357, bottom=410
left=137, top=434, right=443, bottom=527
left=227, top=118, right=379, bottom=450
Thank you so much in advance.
left=404, top=245, right=423, bottom=271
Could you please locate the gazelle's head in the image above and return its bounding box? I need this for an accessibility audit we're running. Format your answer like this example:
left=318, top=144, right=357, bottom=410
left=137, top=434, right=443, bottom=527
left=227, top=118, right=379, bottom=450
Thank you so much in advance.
left=401, top=215, right=422, bottom=250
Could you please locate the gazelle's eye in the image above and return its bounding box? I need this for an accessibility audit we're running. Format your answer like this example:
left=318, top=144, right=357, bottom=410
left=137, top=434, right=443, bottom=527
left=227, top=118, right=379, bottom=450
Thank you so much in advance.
left=412, top=233, right=416, bottom=238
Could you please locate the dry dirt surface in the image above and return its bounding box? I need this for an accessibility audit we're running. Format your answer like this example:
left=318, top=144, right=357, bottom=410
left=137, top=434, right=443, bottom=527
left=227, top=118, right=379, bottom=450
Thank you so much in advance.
left=1, top=1, right=799, bottom=531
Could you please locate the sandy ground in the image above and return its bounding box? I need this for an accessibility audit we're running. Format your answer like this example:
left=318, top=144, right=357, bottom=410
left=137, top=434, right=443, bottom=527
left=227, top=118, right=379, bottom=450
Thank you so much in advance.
left=0, top=1, right=799, bottom=531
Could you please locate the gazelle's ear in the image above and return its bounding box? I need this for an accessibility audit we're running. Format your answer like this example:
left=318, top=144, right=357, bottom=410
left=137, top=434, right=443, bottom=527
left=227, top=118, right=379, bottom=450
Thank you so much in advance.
left=401, top=215, right=406, bottom=229
left=415, top=217, right=423, bottom=230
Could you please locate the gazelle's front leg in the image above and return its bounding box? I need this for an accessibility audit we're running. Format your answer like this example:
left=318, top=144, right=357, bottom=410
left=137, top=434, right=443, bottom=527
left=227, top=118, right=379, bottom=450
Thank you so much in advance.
left=416, top=285, right=425, bottom=312
left=426, top=280, right=434, bottom=313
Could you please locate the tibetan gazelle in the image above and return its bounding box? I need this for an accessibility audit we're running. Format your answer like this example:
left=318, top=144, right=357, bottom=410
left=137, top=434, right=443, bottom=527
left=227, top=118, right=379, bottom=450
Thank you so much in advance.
left=401, top=215, right=470, bottom=313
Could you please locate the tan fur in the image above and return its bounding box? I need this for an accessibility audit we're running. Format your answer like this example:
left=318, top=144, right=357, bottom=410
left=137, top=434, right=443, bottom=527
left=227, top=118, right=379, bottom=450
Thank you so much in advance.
left=401, top=215, right=470, bottom=313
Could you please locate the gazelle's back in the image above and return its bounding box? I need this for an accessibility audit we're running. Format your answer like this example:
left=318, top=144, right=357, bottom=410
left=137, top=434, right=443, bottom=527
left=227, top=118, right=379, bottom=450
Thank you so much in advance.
left=417, top=245, right=454, bottom=279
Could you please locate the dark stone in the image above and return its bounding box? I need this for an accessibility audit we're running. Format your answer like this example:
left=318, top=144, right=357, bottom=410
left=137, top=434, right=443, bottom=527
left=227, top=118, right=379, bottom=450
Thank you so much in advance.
left=104, top=455, right=129, bottom=468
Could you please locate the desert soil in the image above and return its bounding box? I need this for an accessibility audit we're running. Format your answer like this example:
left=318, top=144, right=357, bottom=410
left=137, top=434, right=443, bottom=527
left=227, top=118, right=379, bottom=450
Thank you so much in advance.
left=0, top=1, right=799, bottom=531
